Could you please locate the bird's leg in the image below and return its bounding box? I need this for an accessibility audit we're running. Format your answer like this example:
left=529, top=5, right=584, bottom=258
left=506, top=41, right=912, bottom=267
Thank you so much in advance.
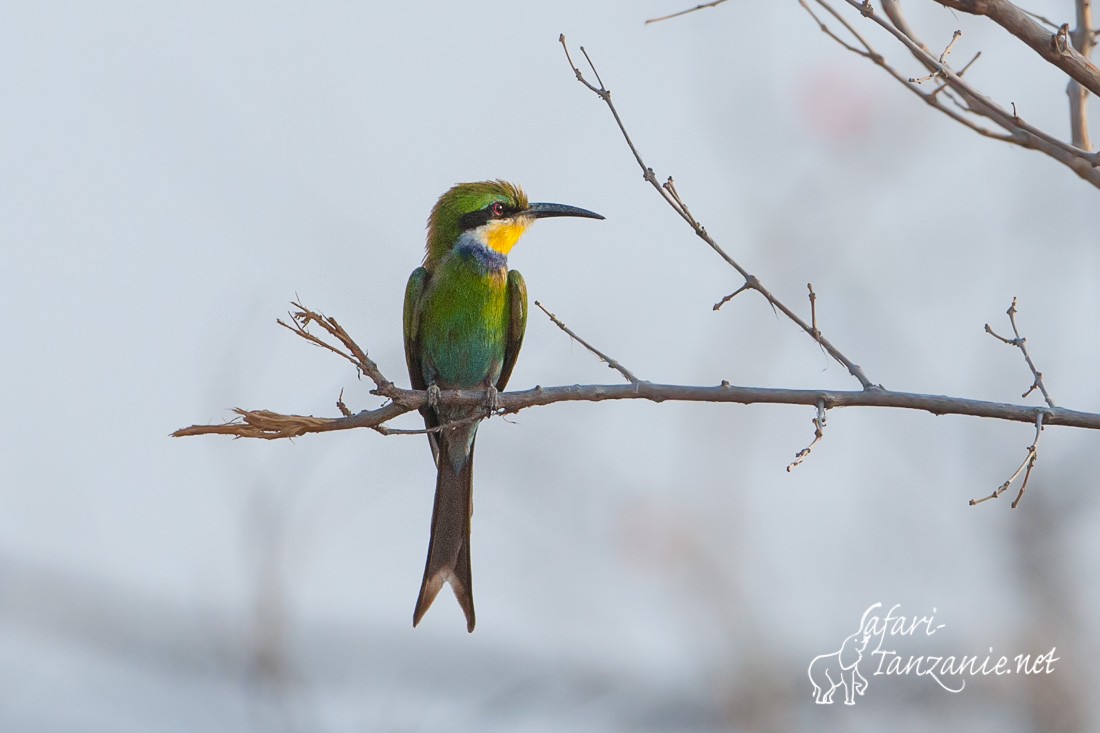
left=482, top=378, right=499, bottom=416
left=426, top=382, right=442, bottom=411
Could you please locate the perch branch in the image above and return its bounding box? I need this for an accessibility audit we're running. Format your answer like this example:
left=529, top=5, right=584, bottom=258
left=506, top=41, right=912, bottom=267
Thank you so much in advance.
left=173, top=303, right=1100, bottom=439
left=175, top=300, right=1100, bottom=513
left=173, top=379, right=1100, bottom=440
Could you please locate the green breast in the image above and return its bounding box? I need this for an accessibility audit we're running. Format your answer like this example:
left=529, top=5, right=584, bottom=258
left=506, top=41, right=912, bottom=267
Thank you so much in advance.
left=418, top=244, right=509, bottom=390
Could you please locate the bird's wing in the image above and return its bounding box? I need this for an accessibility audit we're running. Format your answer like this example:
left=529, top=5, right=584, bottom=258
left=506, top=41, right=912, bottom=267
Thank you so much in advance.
left=404, top=267, right=441, bottom=464
left=403, top=267, right=430, bottom=390
left=496, top=269, right=528, bottom=392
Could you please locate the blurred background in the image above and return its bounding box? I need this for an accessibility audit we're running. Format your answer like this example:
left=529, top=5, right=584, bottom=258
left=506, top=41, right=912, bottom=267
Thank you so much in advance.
left=2, top=1, right=1098, bottom=730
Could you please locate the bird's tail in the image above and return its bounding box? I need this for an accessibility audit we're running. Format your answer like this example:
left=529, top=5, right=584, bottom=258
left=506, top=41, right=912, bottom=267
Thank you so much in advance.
left=413, top=435, right=475, bottom=632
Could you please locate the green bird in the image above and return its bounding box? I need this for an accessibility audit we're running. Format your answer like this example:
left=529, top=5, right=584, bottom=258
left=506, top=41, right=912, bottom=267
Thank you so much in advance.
left=403, top=180, right=603, bottom=631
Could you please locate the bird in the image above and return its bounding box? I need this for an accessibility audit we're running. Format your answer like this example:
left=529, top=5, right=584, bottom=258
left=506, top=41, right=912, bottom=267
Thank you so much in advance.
left=403, top=180, right=604, bottom=631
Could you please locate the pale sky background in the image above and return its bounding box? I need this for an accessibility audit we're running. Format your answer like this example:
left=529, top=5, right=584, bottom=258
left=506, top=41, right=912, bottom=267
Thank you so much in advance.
left=2, top=1, right=1099, bottom=731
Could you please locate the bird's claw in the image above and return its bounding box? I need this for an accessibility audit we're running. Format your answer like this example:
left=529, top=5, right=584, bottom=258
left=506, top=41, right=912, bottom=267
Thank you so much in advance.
left=426, top=383, right=442, bottom=410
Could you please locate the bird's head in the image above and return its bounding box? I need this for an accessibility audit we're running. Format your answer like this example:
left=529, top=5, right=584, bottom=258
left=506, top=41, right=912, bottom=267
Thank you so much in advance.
left=424, top=180, right=603, bottom=268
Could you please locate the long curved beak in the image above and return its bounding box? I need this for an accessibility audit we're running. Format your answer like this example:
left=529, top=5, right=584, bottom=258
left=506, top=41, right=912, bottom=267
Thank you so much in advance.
left=527, top=202, right=605, bottom=220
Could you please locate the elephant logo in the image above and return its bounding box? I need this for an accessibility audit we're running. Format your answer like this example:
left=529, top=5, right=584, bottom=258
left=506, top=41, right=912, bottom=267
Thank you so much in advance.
left=808, top=606, right=876, bottom=705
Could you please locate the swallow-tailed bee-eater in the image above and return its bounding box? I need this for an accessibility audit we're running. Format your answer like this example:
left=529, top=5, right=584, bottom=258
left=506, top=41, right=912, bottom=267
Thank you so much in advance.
left=403, top=180, right=603, bottom=631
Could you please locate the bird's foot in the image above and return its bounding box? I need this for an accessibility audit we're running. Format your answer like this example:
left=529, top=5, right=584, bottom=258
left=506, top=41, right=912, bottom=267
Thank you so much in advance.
left=426, top=383, right=442, bottom=410
left=484, top=384, right=500, bottom=416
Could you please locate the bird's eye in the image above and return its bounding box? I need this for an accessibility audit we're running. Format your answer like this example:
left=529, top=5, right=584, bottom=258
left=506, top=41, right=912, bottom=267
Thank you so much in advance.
left=489, top=202, right=505, bottom=218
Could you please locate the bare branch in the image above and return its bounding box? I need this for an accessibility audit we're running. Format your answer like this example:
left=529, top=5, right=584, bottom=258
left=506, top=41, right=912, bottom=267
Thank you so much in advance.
left=278, top=302, right=395, bottom=396
left=174, top=378, right=1100, bottom=441
left=970, top=411, right=1046, bottom=507
left=931, top=0, right=1100, bottom=98
left=812, top=0, right=1100, bottom=187
left=805, top=1, right=1019, bottom=149
left=559, top=35, right=877, bottom=390
left=1068, top=0, right=1096, bottom=149
left=173, top=303, right=1097, bottom=439
left=558, top=36, right=603, bottom=96
left=873, top=0, right=1098, bottom=158
left=800, top=0, right=881, bottom=55
left=534, top=300, right=641, bottom=384
left=173, top=402, right=408, bottom=440
left=984, top=297, right=1055, bottom=408
left=637, top=0, right=1098, bottom=180
left=175, top=294, right=1100, bottom=518
left=645, top=0, right=729, bottom=25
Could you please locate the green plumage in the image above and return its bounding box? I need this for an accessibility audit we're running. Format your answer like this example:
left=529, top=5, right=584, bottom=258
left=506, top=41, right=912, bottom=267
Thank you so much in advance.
left=404, top=253, right=527, bottom=472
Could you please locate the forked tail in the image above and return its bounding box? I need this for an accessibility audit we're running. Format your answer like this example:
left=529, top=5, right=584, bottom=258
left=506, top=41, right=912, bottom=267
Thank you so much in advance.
left=412, top=441, right=475, bottom=631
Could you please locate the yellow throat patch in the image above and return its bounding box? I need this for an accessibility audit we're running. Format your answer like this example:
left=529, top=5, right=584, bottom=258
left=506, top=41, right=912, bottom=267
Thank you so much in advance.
left=485, top=218, right=530, bottom=256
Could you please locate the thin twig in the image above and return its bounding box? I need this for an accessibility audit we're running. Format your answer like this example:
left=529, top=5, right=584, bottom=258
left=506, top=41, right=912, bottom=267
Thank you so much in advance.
left=644, top=0, right=729, bottom=25
left=940, top=28, right=963, bottom=62
left=1021, top=6, right=1062, bottom=30
left=984, top=297, right=1055, bottom=408
left=910, top=30, right=962, bottom=82
left=787, top=401, right=827, bottom=471
left=534, top=300, right=641, bottom=384
left=970, top=411, right=1046, bottom=507
left=559, top=35, right=877, bottom=390
left=662, top=177, right=698, bottom=224
left=807, top=283, right=820, bottom=341
left=958, top=51, right=982, bottom=75
left=713, top=279, right=756, bottom=310
left=800, top=0, right=877, bottom=55
left=278, top=301, right=395, bottom=395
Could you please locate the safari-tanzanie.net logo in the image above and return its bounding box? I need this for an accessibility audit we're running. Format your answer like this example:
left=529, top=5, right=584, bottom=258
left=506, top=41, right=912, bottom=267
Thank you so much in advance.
left=807, top=602, right=1058, bottom=705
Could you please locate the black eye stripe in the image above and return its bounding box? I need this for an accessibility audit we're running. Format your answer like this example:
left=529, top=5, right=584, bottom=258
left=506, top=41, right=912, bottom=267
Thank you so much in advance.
left=458, top=202, right=519, bottom=231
